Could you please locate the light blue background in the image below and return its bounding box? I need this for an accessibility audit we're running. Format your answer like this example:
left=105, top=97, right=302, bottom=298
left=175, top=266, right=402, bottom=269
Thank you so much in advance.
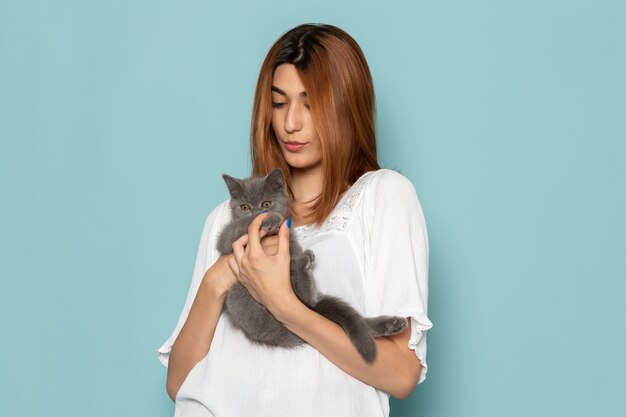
left=1, top=1, right=625, bottom=416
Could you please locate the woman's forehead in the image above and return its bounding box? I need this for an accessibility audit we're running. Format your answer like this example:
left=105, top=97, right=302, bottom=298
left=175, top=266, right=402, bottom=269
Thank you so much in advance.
left=272, top=64, right=307, bottom=96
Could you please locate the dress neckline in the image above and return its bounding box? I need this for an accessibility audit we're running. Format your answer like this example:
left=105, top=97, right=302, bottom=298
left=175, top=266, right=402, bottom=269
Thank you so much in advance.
left=291, top=170, right=376, bottom=232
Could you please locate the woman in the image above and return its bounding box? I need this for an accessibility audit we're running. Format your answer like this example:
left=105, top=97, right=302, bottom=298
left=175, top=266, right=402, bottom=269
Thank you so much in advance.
left=157, top=23, right=433, bottom=416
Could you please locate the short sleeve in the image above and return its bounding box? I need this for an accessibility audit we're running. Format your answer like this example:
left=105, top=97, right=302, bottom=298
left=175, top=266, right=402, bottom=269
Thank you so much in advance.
left=361, top=169, right=433, bottom=385
left=156, top=199, right=230, bottom=368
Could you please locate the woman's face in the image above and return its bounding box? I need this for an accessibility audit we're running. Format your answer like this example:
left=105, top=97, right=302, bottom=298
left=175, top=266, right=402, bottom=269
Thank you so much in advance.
left=271, top=64, right=322, bottom=172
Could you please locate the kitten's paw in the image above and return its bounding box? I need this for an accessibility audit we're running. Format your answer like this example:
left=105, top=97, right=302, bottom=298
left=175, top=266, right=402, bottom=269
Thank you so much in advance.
left=300, top=250, right=315, bottom=270
left=366, top=316, right=409, bottom=337
left=261, top=212, right=283, bottom=233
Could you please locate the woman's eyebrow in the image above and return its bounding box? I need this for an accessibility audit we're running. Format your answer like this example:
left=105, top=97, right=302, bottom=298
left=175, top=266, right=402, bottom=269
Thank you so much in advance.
left=271, top=86, right=307, bottom=97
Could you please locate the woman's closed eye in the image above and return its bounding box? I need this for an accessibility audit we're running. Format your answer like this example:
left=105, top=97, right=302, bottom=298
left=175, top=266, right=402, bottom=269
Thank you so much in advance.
left=271, top=102, right=311, bottom=110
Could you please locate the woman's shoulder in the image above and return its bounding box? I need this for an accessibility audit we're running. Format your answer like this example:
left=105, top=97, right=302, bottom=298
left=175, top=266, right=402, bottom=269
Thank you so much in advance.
left=203, top=198, right=231, bottom=231
left=360, top=168, right=419, bottom=199
left=358, top=168, right=425, bottom=224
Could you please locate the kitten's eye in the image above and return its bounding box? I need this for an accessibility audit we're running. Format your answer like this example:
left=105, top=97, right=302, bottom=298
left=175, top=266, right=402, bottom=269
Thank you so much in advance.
left=240, top=204, right=250, bottom=212
left=261, top=201, right=272, bottom=209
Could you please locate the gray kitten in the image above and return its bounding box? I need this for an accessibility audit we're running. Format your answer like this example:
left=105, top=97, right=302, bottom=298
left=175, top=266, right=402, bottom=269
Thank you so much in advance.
left=216, top=168, right=408, bottom=363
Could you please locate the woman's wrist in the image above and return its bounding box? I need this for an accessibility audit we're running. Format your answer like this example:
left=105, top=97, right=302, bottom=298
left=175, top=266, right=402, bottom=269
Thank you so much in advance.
left=270, top=292, right=307, bottom=324
left=200, top=256, right=235, bottom=302
left=200, top=280, right=228, bottom=304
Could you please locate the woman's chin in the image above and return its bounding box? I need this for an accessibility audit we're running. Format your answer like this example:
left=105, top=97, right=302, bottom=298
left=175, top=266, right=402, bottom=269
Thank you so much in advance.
left=283, top=156, right=322, bottom=171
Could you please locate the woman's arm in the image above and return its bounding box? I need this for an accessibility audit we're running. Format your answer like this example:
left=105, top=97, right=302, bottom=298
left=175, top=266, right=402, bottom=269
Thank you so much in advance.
left=165, top=255, right=234, bottom=402
left=166, top=229, right=279, bottom=402
left=229, top=213, right=422, bottom=399
left=276, top=300, right=421, bottom=399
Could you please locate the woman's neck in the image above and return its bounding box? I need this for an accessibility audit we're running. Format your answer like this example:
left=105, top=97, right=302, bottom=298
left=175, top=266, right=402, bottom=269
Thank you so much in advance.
left=290, top=165, right=323, bottom=204
left=289, top=165, right=323, bottom=226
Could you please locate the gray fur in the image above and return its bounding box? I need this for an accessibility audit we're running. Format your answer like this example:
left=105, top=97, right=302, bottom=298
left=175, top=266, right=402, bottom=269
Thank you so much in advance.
left=216, top=168, right=408, bottom=362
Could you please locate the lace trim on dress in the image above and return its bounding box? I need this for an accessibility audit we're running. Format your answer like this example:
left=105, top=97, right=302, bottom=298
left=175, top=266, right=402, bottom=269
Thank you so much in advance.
left=291, top=170, right=377, bottom=241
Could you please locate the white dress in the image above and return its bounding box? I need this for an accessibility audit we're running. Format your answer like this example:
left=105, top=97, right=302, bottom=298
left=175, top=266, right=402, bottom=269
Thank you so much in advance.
left=156, top=168, right=433, bottom=417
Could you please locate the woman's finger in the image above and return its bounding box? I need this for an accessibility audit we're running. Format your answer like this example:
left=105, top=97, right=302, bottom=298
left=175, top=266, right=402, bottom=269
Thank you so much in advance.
left=227, top=255, right=239, bottom=277
left=246, top=212, right=268, bottom=254
left=232, top=233, right=248, bottom=266
left=277, top=219, right=290, bottom=257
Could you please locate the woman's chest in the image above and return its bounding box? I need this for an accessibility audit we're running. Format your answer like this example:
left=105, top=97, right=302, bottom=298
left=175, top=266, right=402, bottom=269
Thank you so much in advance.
left=296, top=228, right=367, bottom=313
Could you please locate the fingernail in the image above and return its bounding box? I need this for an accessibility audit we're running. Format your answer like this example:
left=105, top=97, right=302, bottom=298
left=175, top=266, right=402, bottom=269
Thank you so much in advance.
left=287, top=217, right=292, bottom=229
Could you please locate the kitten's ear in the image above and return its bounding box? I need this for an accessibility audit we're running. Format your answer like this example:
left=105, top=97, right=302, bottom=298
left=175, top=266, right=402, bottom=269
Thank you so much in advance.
left=264, top=168, right=286, bottom=193
left=222, top=174, right=245, bottom=199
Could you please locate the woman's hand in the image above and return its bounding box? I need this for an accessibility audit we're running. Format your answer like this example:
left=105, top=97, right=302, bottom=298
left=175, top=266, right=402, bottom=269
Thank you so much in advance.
left=259, top=233, right=280, bottom=256
left=228, top=212, right=296, bottom=315
left=200, top=221, right=282, bottom=300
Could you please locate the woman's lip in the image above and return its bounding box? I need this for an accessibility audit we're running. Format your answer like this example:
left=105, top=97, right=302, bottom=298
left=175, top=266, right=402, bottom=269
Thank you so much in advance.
left=283, top=142, right=307, bottom=152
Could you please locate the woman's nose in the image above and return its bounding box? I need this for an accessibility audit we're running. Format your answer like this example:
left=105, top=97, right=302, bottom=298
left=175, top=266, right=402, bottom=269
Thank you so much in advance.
left=284, top=104, right=303, bottom=133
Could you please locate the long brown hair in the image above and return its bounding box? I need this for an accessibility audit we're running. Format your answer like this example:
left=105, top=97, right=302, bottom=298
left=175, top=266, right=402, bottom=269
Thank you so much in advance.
left=250, top=23, right=380, bottom=226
